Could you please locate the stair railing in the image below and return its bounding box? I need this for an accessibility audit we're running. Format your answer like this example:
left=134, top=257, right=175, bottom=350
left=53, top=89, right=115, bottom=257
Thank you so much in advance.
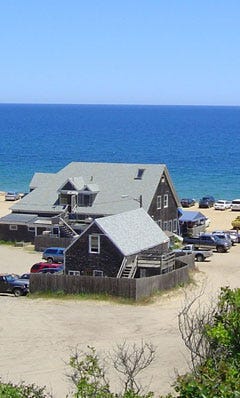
left=59, top=216, right=79, bottom=237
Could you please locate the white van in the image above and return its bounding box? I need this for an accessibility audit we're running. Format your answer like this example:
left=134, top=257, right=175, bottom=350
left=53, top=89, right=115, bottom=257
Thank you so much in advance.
left=231, top=199, right=240, bottom=211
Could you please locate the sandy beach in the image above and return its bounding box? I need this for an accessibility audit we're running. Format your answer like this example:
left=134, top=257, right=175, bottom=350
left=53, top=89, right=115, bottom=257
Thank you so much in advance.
left=0, top=195, right=240, bottom=397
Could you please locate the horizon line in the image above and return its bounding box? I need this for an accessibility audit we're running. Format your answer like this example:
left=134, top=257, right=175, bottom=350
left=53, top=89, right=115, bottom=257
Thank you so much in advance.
left=0, top=102, right=240, bottom=108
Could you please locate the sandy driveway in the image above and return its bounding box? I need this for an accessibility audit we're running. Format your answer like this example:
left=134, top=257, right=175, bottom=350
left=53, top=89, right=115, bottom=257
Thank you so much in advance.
left=0, top=246, right=240, bottom=397
left=0, top=198, right=240, bottom=397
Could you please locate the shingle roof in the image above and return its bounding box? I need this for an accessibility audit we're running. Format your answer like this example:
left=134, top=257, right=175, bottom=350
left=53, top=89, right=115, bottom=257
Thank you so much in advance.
left=179, top=211, right=207, bottom=222
left=95, top=208, right=169, bottom=256
left=11, top=162, right=180, bottom=215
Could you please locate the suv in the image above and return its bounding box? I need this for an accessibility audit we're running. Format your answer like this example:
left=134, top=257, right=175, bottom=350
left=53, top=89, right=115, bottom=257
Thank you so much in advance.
left=30, top=262, right=61, bottom=273
left=199, top=196, right=215, bottom=208
left=181, top=198, right=196, bottom=208
left=5, top=191, right=20, bottom=201
left=214, top=200, right=232, bottom=211
left=42, top=247, right=64, bottom=263
left=0, top=274, right=29, bottom=296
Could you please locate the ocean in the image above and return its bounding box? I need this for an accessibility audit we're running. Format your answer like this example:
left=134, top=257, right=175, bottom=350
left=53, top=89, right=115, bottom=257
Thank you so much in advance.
left=0, top=103, right=239, bottom=200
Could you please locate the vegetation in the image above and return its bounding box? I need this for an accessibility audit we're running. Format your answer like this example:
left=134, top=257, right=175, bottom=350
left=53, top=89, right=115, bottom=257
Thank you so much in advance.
left=0, top=379, right=52, bottom=397
left=2, top=287, right=240, bottom=397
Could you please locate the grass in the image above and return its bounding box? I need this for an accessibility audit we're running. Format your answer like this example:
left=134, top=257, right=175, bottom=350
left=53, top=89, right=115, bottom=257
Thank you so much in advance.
left=29, top=290, right=137, bottom=305
left=28, top=274, right=195, bottom=305
left=0, top=240, right=15, bottom=246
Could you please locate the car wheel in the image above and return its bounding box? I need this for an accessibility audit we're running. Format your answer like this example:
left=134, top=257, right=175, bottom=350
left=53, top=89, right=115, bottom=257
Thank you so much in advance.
left=47, top=257, right=53, bottom=263
left=217, top=246, right=225, bottom=253
left=196, top=254, right=204, bottom=262
left=13, top=288, right=23, bottom=297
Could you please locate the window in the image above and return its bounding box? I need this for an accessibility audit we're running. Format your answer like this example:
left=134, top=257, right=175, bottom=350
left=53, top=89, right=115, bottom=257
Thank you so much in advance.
left=173, top=219, right=178, bottom=232
left=93, top=270, right=103, bottom=277
left=78, top=193, right=96, bottom=207
left=68, top=270, right=80, bottom=276
left=89, top=234, right=100, bottom=254
left=163, top=194, right=168, bottom=208
left=157, top=220, right=162, bottom=229
left=28, top=227, right=35, bottom=232
left=163, top=221, right=168, bottom=231
left=168, top=220, right=172, bottom=232
left=157, top=195, right=162, bottom=209
left=135, top=168, right=145, bottom=180
left=9, top=225, right=18, bottom=231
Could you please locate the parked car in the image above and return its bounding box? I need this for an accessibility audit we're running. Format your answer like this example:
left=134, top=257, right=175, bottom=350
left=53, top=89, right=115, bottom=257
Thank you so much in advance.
left=199, top=196, right=215, bottom=208
left=4, top=191, right=20, bottom=201
left=231, top=199, right=240, bottom=211
left=224, top=230, right=239, bottom=244
left=30, top=262, right=61, bottom=273
left=214, top=200, right=232, bottom=211
left=42, top=247, right=64, bottom=263
left=19, top=273, right=30, bottom=280
left=180, top=198, right=196, bottom=208
left=173, top=244, right=213, bottom=262
left=0, top=273, right=29, bottom=296
left=183, top=233, right=231, bottom=253
left=212, top=231, right=233, bottom=246
left=38, top=266, right=64, bottom=274
left=182, top=198, right=196, bottom=208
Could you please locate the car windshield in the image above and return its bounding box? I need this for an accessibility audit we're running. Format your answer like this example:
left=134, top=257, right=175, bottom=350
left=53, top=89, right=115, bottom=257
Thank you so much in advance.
left=5, top=275, right=17, bottom=282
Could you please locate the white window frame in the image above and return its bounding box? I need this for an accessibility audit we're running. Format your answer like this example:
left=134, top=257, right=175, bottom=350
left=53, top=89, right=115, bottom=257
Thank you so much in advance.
left=168, top=220, right=172, bottom=232
left=9, top=225, right=18, bottom=231
left=163, top=221, right=168, bottom=231
left=93, top=269, right=103, bottom=277
left=157, top=219, right=162, bottom=229
left=163, top=194, right=168, bottom=208
left=68, top=270, right=80, bottom=276
left=173, top=219, right=178, bottom=232
left=28, top=226, right=35, bottom=232
left=89, top=234, right=100, bottom=254
left=157, top=195, right=162, bottom=209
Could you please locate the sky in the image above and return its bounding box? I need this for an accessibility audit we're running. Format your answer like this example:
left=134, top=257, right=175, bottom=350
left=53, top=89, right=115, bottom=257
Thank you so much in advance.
left=0, top=1, right=240, bottom=105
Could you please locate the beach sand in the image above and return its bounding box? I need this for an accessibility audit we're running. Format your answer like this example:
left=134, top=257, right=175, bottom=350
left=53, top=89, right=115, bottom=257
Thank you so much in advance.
left=0, top=195, right=240, bottom=397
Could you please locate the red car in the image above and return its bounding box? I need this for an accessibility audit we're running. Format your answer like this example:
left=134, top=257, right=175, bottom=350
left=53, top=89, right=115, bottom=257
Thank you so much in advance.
left=30, top=262, right=61, bottom=273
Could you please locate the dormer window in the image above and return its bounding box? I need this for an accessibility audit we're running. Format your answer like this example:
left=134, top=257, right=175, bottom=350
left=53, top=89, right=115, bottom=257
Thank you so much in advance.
left=78, top=192, right=96, bottom=207
left=135, top=168, right=145, bottom=180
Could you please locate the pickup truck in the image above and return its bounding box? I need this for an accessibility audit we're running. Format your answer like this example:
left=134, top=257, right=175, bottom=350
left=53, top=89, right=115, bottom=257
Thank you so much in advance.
left=173, top=244, right=213, bottom=262
left=183, top=234, right=231, bottom=253
left=0, top=273, right=29, bottom=296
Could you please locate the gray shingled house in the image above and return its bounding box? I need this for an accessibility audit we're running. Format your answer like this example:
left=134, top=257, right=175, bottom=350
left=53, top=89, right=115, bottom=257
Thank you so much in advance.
left=65, top=208, right=170, bottom=278
left=0, top=162, right=180, bottom=243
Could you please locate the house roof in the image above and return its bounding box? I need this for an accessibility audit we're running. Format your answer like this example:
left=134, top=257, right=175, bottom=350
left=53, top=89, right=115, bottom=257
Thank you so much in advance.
left=11, top=162, right=180, bottom=215
left=94, top=208, right=169, bottom=256
left=0, top=213, right=38, bottom=225
left=179, top=211, right=207, bottom=222
left=0, top=213, right=53, bottom=226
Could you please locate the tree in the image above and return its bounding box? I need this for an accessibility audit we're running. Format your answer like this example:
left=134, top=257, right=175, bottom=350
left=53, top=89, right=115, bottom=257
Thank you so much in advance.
left=164, top=287, right=240, bottom=398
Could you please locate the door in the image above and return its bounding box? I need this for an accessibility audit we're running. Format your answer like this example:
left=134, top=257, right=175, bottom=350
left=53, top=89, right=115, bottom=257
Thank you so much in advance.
left=0, top=276, right=9, bottom=293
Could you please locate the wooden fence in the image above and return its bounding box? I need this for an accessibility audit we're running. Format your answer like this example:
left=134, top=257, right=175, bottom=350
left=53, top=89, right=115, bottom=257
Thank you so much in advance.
left=30, top=256, right=195, bottom=301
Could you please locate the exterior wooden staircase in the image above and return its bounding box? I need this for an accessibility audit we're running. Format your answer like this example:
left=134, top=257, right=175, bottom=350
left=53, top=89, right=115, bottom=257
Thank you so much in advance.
left=117, top=257, right=138, bottom=278
left=59, top=217, right=79, bottom=238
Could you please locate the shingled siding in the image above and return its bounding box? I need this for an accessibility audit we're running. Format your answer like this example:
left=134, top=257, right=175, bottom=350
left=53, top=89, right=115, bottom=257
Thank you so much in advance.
left=34, top=236, right=73, bottom=251
left=30, top=263, right=193, bottom=301
left=148, top=172, right=179, bottom=227
left=65, top=224, right=124, bottom=277
left=0, top=224, right=35, bottom=242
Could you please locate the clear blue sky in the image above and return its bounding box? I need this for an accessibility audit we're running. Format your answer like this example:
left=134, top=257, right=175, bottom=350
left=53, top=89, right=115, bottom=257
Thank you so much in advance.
left=1, top=1, right=240, bottom=105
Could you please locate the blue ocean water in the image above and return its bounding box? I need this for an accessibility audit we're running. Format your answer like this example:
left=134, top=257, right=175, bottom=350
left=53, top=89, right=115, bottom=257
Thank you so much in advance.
left=0, top=104, right=239, bottom=200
